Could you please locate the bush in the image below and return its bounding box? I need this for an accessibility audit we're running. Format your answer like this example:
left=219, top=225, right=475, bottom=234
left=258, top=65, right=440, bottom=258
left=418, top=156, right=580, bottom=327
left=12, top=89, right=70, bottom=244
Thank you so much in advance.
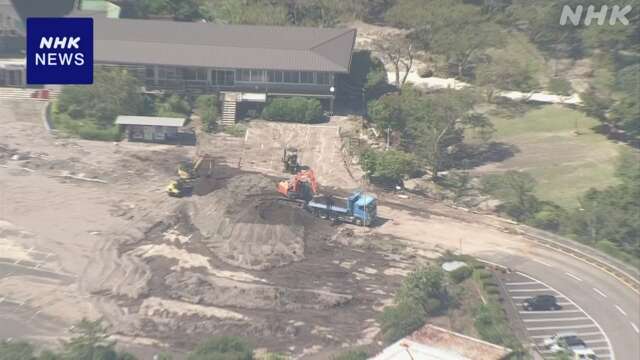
left=331, top=350, right=369, bottom=360
left=187, top=336, right=253, bottom=360
left=379, top=300, right=427, bottom=344
left=485, top=286, right=501, bottom=296
left=262, top=97, right=323, bottom=123
left=361, top=148, right=418, bottom=185
left=449, top=266, right=472, bottom=283
left=52, top=111, right=121, bottom=141
left=396, top=266, right=451, bottom=315
left=548, top=78, right=573, bottom=96
left=474, top=269, right=492, bottom=280
left=195, top=95, right=219, bottom=132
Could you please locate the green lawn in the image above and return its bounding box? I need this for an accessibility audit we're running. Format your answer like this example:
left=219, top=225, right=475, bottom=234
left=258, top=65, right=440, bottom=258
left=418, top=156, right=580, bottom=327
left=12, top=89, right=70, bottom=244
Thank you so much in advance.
left=471, top=105, right=626, bottom=208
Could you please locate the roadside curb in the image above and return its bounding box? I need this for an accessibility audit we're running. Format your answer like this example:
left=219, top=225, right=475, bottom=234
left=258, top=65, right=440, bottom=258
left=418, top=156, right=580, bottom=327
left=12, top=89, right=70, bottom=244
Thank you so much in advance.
left=516, top=227, right=640, bottom=295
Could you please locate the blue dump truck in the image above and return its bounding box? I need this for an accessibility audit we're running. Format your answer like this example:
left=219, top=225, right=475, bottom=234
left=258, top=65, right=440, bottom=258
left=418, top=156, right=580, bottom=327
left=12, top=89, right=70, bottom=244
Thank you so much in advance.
left=306, top=191, right=377, bottom=226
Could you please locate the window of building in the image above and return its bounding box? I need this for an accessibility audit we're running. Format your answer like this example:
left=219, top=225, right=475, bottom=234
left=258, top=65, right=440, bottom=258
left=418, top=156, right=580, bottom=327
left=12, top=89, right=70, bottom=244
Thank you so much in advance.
left=182, top=68, right=197, bottom=80
left=158, top=66, right=178, bottom=80
left=145, top=66, right=155, bottom=80
left=316, top=72, right=331, bottom=85
left=250, top=69, right=266, bottom=82
left=238, top=69, right=251, bottom=82
left=300, top=72, right=314, bottom=84
left=267, top=70, right=283, bottom=83
left=284, top=71, right=299, bottom=83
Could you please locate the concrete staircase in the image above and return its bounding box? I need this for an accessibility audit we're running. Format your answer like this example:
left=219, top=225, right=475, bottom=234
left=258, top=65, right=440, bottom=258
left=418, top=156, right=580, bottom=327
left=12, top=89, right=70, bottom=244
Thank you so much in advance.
left=0, top=87, right=60, bottom=101
left=220, top=92, right=239, bottom=127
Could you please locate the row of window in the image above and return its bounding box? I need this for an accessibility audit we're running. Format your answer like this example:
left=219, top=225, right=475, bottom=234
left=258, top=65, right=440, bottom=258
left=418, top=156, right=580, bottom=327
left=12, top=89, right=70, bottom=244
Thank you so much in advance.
left=145, top=66, right=332, bottom=85
left=237, top=70, right=331, bottom=85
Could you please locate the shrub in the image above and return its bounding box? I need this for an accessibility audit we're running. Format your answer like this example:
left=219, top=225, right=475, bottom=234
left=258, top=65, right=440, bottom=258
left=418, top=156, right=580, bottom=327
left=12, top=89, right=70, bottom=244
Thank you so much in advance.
left=195, top=95, right=219, bottom=133
left=379, top=300, right=427, bottom=344
left=449, top=266, right=472, bottom=283
left=548, top=78, right=573, bottom=96
left=331, top=350, right=369, bottom=360
left=475, top=269, right=492, bottom=280
left=396, top=266, right=450, bottom=314
left=187, top=336, right=253, bottom=360
left=262, top=97, right=323, bottom=123
left=361, top=148, right=418, bottom=185
left=52, top=111, right=121, bottom=141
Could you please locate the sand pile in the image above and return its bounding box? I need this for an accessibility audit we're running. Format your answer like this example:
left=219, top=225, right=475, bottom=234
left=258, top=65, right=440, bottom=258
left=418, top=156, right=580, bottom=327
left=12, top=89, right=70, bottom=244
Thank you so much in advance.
left=188, top=173, right=317, bottom=270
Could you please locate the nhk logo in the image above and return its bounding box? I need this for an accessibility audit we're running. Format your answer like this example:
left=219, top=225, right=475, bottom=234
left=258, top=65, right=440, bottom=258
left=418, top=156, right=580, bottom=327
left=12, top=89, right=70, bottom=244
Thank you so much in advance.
left=27, top=18, right=93, bottom=84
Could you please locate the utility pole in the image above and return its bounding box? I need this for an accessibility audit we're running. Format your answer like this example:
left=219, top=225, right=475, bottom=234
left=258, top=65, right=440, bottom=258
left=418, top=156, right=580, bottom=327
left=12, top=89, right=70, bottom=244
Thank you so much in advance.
left=361, top=87, right=367, bottom=129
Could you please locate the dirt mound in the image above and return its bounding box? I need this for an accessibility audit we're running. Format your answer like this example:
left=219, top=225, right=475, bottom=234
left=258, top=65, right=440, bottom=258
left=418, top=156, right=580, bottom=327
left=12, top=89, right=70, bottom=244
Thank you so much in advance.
left=189, top=173, right=324, bottom=270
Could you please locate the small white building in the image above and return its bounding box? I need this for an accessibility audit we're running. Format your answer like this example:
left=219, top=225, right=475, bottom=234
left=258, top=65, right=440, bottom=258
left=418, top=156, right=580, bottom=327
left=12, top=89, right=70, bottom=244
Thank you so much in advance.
left=370, top=324, right=512, bottom=360
left=115, top=115, right=186, bottom=142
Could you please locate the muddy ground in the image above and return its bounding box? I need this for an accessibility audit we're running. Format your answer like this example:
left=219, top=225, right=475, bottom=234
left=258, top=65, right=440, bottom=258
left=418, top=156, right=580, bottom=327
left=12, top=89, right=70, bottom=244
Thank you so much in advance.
left=0, top=99, right=547, bottom=358
left=0, top=100, right=415, bottom=358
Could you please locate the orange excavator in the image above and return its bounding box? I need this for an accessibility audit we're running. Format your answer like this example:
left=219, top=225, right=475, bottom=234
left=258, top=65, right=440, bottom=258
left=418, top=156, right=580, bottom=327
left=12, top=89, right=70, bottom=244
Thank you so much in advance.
left=277, top=169, right=318, bottom=202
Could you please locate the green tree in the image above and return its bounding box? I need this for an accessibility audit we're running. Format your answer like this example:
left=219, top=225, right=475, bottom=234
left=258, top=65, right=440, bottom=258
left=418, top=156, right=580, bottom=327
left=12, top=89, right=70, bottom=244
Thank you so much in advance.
left=361, top=149, right=417, bottom=184
left=367, top=87, right=421, bottom=141
left=262, top=97, right=323, bottom=123
left=395, top=266, right=450, bottom=314
left=387, top=0, right=505, bottom=78
left=378, top=300, right=427, bottom=343
left=61, top=318, right=121, bottom=360
left=195, top=94, right=219, bottom=132
left=0, top=340, right=36, bottom=360
left=331, top=350, right=369, bottom=360
left=373, top=33, right=414, bottom=88
left=405, top=90, right=490, bottom=179
left=481, top=171, right=541, bottom=222
left=343, top=50, right=388, bottom=105
left=565, top=152, right=640, bottom=259
left=57, top=67, right=143, bottom=127
left=203, top=0, right=288, bottom=25
left=187, top=336, right=253, bottom=360
left=124, top=0, right=205, bottom=21
left=475, top=52, right=539, bottom=101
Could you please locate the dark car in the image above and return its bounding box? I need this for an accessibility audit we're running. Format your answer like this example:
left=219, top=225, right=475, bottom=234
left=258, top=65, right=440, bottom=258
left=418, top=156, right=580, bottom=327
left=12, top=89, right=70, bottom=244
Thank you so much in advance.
left=523, top=295, right=561, bottom=311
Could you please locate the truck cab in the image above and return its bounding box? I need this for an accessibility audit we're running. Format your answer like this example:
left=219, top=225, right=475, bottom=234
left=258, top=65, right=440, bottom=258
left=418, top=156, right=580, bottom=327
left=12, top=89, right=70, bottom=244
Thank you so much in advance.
left=349, top=192, right=377, bottom=226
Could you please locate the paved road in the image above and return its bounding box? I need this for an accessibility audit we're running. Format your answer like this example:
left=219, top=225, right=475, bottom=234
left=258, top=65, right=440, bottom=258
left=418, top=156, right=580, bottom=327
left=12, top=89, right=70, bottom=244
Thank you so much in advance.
left=380, top=196, right=639, bottom=360
left=500, top=271, right=613, bottom=359
left=485, top=247, right=640, bottom=360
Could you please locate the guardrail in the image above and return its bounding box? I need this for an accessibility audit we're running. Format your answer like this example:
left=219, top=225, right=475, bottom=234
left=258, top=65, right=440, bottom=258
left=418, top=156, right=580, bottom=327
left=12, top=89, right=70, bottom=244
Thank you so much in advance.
left=516, top=225, right=640, bottom=295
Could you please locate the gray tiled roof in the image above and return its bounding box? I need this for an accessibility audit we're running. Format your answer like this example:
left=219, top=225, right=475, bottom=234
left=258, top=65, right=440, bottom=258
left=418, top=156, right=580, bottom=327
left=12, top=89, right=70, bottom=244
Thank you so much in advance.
left=92, top=16, right=356, bottom=73
left=0, top=0, right=25, bottom=35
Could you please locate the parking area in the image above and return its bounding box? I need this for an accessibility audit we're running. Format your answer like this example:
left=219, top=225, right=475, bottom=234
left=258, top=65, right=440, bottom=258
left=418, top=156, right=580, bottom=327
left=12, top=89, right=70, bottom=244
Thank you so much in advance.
left=500, top=271, right=614, bottom=359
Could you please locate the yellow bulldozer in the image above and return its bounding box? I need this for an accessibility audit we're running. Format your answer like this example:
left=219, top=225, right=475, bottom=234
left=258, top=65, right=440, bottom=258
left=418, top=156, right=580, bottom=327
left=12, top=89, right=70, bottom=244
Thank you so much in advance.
left=167, top=155, right=215, bottom=197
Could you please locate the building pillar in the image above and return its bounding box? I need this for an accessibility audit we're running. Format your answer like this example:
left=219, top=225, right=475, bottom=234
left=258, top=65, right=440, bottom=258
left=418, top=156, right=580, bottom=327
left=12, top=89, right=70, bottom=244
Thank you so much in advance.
left=153, top=65, right=159, bottom=86
left=330, top=97, right=334, bottom=115
left=207, top=68, right=212, bottom=86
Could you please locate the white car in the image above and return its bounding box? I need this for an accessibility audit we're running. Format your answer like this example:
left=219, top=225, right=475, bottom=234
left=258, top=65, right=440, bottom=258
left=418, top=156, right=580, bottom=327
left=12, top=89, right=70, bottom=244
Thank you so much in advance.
left=572, top=348, right=597, bottom=359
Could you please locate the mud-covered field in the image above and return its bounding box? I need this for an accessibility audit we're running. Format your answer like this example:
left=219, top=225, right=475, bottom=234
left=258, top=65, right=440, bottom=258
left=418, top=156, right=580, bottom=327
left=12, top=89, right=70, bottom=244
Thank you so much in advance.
left=0, top=100, right=413, bottom=358
left=0, top=99, right=545, bottom=358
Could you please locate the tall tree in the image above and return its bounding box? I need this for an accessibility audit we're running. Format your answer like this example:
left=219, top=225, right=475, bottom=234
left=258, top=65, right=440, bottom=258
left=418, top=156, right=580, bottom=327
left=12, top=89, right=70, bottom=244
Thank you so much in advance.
left=61, top=319, right=119, bottom=360
left=481, top=170, right=542, bottom=221
left=373, top=33, right=415, bottom=88
left=405, top=89, right=490, bottom=178
left=475, top=51, right=539, bottom=102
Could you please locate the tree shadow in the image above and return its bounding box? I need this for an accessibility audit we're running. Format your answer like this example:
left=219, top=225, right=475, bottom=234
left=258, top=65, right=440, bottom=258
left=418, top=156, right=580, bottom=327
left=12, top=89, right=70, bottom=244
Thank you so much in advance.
left=453, top=142, right=520, bottom=169
left=592, top=124, right=640, bottom=149
left=486, top=100, right=543, bottom=120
